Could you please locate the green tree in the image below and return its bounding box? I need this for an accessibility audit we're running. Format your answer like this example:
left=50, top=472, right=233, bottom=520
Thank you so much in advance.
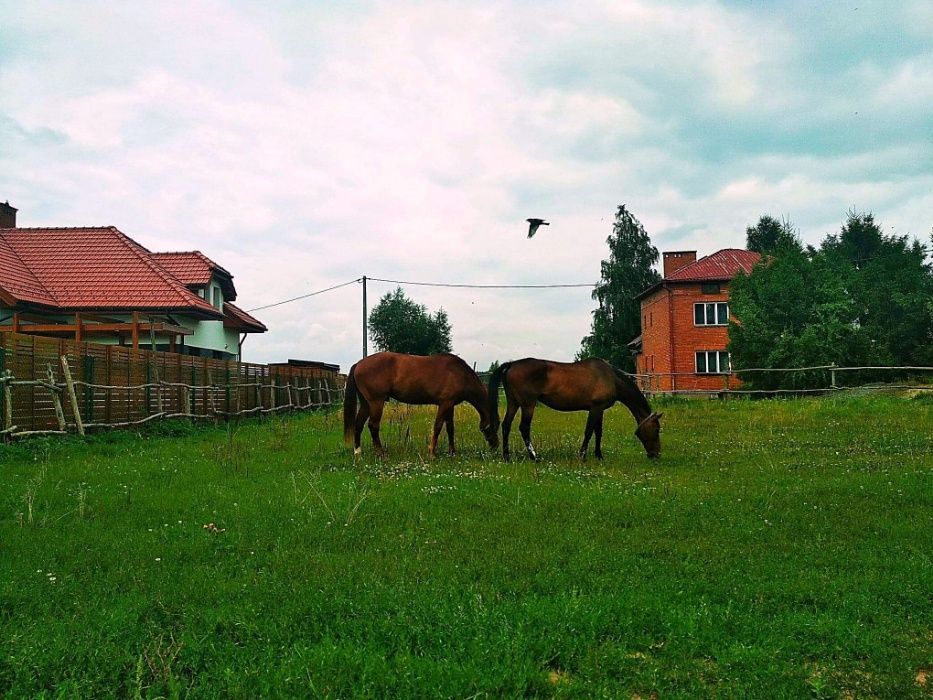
left=579, top=205, right=661, bottom=371
left=745, top=215, right=802, bottom=255
left=729, top=211, right=933, bottom=389
left=368, top=287, right=453, bottom=355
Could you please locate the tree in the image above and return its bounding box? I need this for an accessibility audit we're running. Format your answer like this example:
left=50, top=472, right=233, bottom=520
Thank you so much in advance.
left=745, top=215, right=802, bottom=255
left=579, top=205, right=661, bottom=371
left=729, top=211, right=933, bottom=388
left=368, top=287, right=453, bottom=355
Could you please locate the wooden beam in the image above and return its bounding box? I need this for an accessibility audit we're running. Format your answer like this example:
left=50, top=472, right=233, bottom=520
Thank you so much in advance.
left=0, top=322, right=194, bottom=336
left=74, top=312, right=82, bottom=342
left=131, top=311, right=140, bottom=349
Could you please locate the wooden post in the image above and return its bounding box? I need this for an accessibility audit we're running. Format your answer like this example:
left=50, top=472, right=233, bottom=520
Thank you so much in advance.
left=47, top=364, right=66, bottom=431
left=830, top=364, right=838, bottom=390
left=286, top=378, right=294, bottom=408
left=207, top=368, right=218, bottom=416
left=131, top=311, right=140, bottom=350
left=105, top=346, right=112, bottom=425
left=3, top=370, right=13, bottom=431
left=74, top=312, right=83, bottom=342
left=60, top=356, right=85, bottom=437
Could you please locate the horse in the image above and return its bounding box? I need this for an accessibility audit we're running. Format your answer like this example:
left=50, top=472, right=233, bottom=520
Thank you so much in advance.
left=487, top=357, right=662, bottom=461
left=343, top=351, right=499, bottom=457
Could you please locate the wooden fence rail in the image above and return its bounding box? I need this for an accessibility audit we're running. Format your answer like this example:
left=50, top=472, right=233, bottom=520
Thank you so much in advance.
left=0, top=332, right=344, bottom=438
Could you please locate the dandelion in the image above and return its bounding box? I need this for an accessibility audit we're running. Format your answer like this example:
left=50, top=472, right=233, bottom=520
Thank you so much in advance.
left=155, top=557, right=161, bottom=562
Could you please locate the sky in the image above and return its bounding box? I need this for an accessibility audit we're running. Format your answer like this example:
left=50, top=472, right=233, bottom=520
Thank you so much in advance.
left=1, top=0, right=931, bottom=371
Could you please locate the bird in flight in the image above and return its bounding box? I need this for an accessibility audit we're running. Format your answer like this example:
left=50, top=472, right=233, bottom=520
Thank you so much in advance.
left=526, top=218, right=549, bottom=238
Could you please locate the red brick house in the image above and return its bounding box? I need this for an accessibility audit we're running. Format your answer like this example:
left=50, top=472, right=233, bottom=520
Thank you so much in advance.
left=633, top=248, right=760, bottom=392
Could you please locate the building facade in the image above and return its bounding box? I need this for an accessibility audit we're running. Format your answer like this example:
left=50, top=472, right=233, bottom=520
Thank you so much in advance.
left=634, top=248, right=760, bottom=392
left=0, top=205, right=266, bottom=360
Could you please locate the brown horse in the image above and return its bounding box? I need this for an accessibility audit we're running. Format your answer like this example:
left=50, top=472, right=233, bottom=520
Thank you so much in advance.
left=487, top=357, right=662, bottom=461
left=343, top=352, right=498, bottom=457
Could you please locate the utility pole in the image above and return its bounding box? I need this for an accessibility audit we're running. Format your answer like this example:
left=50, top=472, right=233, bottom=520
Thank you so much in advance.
left=361, top=275, right=368, bottom=358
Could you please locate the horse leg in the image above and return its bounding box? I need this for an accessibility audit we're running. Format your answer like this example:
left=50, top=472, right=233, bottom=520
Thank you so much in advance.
left=444, top=409, right=456, bottom=456
left=519, top=402, right=538, bottom=461
left=429, top=402, right=453, bottom=457
left=579, top=409, right=598, bottom=460
left=501, top=398, right=519, bottom=461
left=367, top=399, right=386, bottom=458
left=594, top=410, right=605, bottom=460
left=353, top=398, right=370, bottom=455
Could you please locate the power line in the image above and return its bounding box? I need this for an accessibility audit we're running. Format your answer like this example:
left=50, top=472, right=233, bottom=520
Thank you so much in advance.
left=247, top=274, right=598, bottom=313
left=368, top=276, right=596, bottom=289
left=247, top=278, right=361, bottom=312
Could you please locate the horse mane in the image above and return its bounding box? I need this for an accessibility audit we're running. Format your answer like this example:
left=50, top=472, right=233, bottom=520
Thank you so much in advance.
left=612, top=366, right=651, bottom=415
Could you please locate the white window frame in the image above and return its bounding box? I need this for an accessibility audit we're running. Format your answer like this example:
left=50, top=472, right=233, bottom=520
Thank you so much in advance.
left=694, top=302, right=729, bottom=326
left=695, top=350, right=731, bottom=374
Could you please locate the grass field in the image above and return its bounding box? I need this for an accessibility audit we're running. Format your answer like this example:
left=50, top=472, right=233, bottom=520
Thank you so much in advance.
left=1, top=395, right=931, bottom=698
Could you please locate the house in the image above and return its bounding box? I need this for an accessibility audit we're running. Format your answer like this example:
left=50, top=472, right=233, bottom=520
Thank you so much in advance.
left=0, top=202, right=266, bottom=360
left=634, top=248, right=760, bottom=392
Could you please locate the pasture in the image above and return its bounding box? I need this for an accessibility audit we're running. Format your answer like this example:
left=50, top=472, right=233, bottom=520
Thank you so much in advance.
left=1, top=395, right=930, bottom=698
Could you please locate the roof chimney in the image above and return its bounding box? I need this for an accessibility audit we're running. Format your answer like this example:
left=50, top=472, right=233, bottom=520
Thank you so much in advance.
left=0, top=201, right=16, bottom=228
left=663, top=250, right=696, bottom=278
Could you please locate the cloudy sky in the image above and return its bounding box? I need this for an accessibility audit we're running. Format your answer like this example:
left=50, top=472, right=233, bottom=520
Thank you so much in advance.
left=2, top=0, right=931, bottom=370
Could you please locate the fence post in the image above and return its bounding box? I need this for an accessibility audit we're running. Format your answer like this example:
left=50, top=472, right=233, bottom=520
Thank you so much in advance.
left=47, top=364, right=66, bottom=432
left=60, top=356, right=85, bottom=437
left=3, top=370, right=13, bottom=432
left=207, top=368, right=218, bottom=417
left=830, top=364, right=838, bottom=389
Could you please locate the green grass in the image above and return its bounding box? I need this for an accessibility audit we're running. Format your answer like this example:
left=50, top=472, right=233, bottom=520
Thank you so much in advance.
left=1, top=396, right=931, bottom=698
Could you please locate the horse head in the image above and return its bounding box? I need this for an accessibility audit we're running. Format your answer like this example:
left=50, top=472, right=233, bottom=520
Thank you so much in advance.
left=634, top=412, right=663, bottom=459
left=480, top=413, right=499, bottom=449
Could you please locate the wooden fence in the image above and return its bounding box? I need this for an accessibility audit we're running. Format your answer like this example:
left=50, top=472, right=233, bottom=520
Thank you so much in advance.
left=0, top=332, right=344, bottom=438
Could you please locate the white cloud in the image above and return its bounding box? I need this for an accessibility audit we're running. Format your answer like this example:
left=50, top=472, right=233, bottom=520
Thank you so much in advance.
left=1, top=0, right=929, bottom=370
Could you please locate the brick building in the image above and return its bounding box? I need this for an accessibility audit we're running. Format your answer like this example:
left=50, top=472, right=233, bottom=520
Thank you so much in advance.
left=633, top=248, right=760, bottom=392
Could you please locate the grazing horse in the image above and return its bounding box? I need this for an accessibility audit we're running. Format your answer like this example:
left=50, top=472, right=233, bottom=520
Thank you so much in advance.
left=487, top=357, right=662, bottom=461
left=343, top=352, right=498, bottom=457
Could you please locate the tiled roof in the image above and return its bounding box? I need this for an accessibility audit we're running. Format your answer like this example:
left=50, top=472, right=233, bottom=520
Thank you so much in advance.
left=152, top=251, right=231, bottom=285
left=636, top=248, right=762, bottom=300
left=0, top=227, right=222, bottom=316
left=0, top=235, right=56, bottom=306
left=665, top=248, right=761, bottom=282
left=223, top=302, right=267, bottom=333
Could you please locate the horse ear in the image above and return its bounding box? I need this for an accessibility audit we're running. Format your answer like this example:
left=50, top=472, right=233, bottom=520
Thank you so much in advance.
left=654, top=412, right=663, bottom=421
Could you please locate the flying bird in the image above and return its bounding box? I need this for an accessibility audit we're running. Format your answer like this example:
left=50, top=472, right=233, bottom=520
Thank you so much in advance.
left=526, top=218, right=549, bottom=238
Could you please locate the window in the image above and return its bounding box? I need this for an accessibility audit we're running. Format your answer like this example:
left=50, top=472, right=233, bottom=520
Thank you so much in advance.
left=694, top=302, right=729, bottom=325
left=212, top=286, right=223, bottom=310
left=701, top=282, right=721, bottom=294
left=696, top=351, right=731, bottom=374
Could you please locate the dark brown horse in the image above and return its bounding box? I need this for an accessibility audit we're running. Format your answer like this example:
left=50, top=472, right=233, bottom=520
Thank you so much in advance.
left=487, top=358, right=662, bottom=461
left=343, top=352, right=498, bottom=457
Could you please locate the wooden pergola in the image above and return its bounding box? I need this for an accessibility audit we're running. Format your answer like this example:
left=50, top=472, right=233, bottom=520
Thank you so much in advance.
left=0, top=311, right=193, bottom=350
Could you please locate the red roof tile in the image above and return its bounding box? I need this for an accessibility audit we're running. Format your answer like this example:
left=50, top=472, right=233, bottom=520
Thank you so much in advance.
left=152, top=251, right=232, bottom=285
left=664, top=248, right=761, bottom=282
left=223, top=302, right=267, bottom=333
left=0, top=227, right=222, bottom=316
left=636, top=248, right=761, bottom=300
left=0, top=235, right=56, bottom=306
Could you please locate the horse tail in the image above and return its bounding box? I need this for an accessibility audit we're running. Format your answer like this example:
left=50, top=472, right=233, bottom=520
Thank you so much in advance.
left=486, top=362, right=511, bottom=431
left=343, top=363, right=358, bottom=445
